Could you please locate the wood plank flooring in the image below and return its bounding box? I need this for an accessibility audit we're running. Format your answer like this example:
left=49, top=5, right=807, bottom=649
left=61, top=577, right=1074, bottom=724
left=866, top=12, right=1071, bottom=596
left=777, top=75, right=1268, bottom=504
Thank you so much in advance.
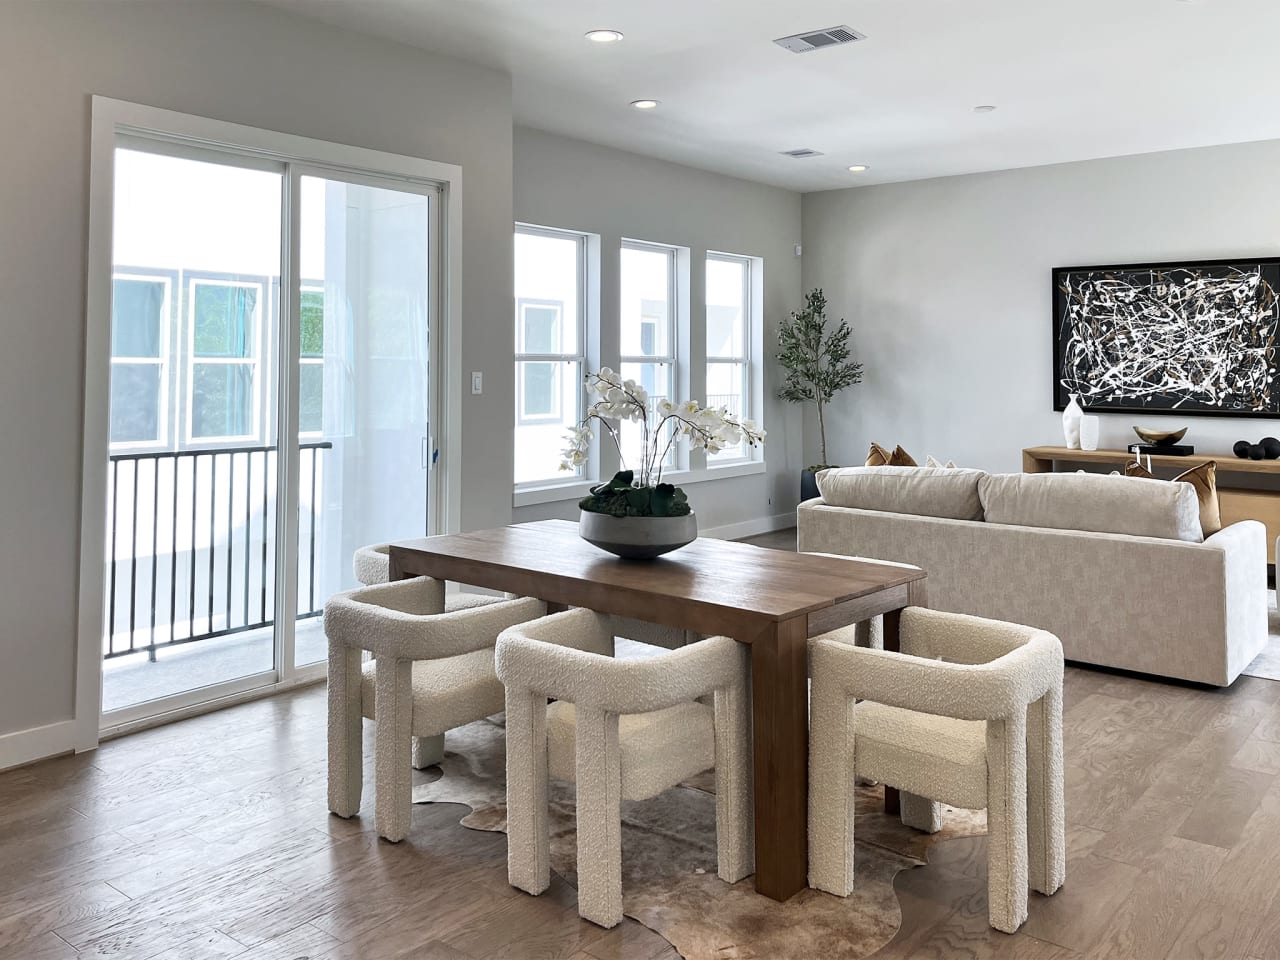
left=2, top=526, right=1280, bottom=958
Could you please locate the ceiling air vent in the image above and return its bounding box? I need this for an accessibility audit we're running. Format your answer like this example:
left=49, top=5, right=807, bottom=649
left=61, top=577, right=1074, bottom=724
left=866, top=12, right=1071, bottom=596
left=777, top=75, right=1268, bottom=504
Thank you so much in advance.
left=774, top=25, right=866, bottom=54
left=780, top=148, right=824, bottom=159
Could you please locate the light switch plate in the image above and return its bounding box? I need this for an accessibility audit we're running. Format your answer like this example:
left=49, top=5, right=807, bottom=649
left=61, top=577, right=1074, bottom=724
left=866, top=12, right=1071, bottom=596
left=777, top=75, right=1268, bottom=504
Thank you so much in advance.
left=471, top=371, right=483, bottom=394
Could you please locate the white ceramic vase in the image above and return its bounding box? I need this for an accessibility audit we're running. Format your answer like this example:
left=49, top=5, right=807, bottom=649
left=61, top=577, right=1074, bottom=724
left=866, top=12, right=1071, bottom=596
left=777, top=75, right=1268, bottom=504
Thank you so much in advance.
left=1062, top=394, right=1084, bottom=450
left=1079, top=415, right=1100, bottom=451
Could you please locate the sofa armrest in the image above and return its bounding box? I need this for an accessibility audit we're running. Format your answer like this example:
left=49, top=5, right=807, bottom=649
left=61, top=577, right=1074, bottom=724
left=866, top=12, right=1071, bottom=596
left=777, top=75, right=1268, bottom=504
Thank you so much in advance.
left=1203, top=520, right=1268, bottom=681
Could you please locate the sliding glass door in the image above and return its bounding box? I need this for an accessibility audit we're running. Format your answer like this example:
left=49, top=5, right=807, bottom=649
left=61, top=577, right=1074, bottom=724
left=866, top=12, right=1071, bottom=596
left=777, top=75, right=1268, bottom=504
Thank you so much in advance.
left=292, top=173, right=438, bottom=668
left=100, top=143, right=440, bottom=722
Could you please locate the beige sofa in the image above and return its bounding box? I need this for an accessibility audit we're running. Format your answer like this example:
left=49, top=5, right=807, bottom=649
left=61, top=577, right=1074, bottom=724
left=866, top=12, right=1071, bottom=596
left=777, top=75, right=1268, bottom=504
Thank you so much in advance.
left=797, top=467, right=1268, bottom=686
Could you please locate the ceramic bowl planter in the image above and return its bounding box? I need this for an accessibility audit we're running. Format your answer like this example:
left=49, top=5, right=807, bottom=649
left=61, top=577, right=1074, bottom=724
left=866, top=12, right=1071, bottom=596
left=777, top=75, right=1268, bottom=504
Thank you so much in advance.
left=578, top=511, right=698, bottom=560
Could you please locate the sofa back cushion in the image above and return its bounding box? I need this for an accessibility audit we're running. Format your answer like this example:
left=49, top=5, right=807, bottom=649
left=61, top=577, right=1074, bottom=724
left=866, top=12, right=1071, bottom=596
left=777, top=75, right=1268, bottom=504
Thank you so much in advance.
left=978, top=472, right=1203, bottom=542
left=816, top=466, right=987, bottom=521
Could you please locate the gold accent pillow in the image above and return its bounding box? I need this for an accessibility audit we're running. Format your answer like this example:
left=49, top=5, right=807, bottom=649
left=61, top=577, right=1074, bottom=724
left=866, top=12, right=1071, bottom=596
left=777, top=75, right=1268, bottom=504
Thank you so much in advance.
left=865, top=443, right=917, bottom=467
left=1125, top=460, right=1222, bottom=537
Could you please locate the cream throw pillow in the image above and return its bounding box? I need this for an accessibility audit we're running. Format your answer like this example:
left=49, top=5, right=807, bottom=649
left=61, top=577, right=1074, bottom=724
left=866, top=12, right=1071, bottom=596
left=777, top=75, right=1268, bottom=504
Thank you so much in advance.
left=1125, top=460, right=1222, bottom=537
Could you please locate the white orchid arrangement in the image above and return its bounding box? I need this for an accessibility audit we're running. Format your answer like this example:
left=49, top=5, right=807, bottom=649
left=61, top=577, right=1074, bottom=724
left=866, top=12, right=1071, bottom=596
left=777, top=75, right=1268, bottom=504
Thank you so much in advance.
left=561, top=368, right=765, bottom=490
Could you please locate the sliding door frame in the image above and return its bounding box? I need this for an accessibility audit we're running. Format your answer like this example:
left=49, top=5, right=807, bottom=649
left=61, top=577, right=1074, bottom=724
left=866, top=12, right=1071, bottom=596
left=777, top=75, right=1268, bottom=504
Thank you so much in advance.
left=78, top=97, right=463, bottom=748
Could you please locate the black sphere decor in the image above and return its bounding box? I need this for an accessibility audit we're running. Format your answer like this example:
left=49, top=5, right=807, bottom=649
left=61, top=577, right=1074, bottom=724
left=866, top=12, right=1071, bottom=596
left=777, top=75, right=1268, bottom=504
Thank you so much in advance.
left=1250, top=443, right=1267, bottom=460
left=1234, top=440, right=1252, bottom=458
left=1263, top=437, right=1280, bottom=460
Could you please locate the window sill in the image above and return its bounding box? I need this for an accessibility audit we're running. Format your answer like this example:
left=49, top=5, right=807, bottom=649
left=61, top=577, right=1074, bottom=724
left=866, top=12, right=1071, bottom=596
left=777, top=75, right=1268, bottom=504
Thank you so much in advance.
left=511, top=461, right=767, bottom=506
left=697, top=459, right=767, bottom=482
left=513, top=479, right=596, bottom=508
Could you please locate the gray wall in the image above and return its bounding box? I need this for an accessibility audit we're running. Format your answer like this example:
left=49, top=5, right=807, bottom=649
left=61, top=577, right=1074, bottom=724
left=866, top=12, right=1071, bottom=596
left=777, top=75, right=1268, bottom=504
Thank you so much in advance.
left=0, top=1, right=513, bottom=741
left=511, top=127, right=805, bottom=532
left=801, top=140, right=1280, bottom=472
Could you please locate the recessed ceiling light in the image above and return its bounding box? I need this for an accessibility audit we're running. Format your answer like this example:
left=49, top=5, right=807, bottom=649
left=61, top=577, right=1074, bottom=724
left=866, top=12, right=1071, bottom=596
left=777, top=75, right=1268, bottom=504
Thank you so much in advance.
left=973, top=104, right=997, bottom=113
left=585, top=29, right=624, bottom=43
left=847, top=164, right=870, bottom=173
left=630, top=99, right=660, bottom=110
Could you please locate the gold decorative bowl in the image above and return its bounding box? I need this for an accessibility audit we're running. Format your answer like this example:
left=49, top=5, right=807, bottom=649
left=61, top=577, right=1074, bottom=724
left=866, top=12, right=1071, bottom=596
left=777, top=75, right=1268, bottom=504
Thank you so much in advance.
left=1133, top=426, right=1187, bottom=447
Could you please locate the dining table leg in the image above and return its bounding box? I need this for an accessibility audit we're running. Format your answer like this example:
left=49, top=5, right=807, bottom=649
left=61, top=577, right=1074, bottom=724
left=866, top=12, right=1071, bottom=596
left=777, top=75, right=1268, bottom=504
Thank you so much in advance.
left=749, top=614, right=809, bottom=901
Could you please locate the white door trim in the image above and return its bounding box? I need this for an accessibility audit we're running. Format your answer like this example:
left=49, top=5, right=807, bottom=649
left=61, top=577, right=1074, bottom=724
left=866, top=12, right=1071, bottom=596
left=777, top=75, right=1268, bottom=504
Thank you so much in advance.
left=77, top=97, right=463, bottom=755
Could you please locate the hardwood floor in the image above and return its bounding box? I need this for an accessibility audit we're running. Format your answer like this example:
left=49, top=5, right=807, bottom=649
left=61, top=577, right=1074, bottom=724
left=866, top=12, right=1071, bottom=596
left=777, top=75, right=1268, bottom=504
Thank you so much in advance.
left=2, top=526, right=1279, bottom=958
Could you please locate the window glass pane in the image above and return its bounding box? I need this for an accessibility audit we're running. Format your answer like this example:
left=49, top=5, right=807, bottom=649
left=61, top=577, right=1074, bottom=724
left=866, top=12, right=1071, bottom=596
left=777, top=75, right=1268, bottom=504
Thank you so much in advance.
left=110, top=363, right=162, bottom=443
left=299, top=362, right=323, bottom=434
left=191, top=363, right=254, bottom=437
left=706, top=361, right=744, bottom=417
left=621, top=247, right=671, bottom=357
left=111, top=279, right=165, bottom=358
left=514, top=232, right=580, bottom=355
left=619, top=361, right=672, bottom=470
left=521, top=304, right=561, bottom=354
left=707, top=361, right=747, bottom=461
left=514, top=360, right=581, bottom=484
left=521, top=361, right=558, bottom=419
left=300, top=288, right=324, bottom=357
left=193, top=283, right=257, bottom=358
left=706, top=258, right=746, bottom=358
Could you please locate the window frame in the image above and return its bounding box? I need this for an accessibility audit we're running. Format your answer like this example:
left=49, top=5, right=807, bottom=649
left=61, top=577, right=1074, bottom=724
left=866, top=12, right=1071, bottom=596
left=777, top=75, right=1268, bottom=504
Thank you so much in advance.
left=108, top=269, right=175, bottom=452
left=619, top=239, right=681, bottom=470
left=513, top=224, right=588, bottom=488
left=704, top=251, right=754, bottom=465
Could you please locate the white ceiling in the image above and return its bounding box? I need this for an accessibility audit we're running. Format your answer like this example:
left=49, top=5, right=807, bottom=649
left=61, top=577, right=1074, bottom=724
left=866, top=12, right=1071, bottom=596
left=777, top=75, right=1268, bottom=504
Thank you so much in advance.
left=264, top=0, right=1280, bottom=192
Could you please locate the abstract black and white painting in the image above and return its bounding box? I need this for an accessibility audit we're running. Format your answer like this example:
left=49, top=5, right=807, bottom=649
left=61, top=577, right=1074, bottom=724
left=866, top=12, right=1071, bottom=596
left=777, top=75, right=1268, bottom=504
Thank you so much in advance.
left=1053, top=257, right=1280, bottom=417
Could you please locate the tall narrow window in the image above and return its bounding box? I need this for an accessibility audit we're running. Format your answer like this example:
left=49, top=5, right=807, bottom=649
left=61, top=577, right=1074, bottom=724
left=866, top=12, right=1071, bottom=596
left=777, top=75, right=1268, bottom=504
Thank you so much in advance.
left=109, top=274, right=170, bottom=446
left=187, top=277, right=264, bottom=441
left=620, top=241, right=678, bottom=471
left=298, top=283, right=324, bottom=436
left=705, top=253, right=752, bottom=461
left=514, top=225, right=586, bottom=485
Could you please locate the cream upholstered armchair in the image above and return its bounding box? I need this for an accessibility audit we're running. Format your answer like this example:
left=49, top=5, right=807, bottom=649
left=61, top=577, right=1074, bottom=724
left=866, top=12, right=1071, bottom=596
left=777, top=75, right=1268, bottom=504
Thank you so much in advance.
left=353, top=543, right=394, bottom=586
left=495, top=609, right=753, bottom=929
left=353, top=543, right=528, bottom=770
left=809, top=607, right=1066, bottom=933
left=324, top=577, right=545, bottom=842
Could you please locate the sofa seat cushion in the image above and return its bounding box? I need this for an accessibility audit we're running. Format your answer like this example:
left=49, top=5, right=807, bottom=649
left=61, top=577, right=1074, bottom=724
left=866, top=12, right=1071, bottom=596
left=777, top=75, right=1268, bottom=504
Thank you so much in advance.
left=817, top=466, right=987, bottom=521
left=978, top=471, right=1202, bottom=542
left=852, top=701, right=988, bottom=810
left=546, top=700, right=715, bottom=801
left=361, top=651, right=505, bottom=737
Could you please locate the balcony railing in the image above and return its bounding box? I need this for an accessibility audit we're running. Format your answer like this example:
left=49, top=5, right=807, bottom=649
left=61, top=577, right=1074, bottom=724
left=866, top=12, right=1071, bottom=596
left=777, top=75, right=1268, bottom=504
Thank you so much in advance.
left=105, top=442, right=332, bottom=660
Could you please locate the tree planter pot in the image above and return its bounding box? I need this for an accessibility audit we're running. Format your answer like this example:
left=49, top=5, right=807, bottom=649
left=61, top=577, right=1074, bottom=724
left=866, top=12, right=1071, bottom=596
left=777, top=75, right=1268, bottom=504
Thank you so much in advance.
left=801, top=469, right=821, bottom=503
left=578, top=511, right=698, bottom=560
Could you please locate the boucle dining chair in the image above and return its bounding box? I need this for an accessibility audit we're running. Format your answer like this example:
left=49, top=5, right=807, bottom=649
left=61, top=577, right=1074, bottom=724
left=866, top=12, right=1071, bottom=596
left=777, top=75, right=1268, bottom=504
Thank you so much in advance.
left=495, top=608, right=753, bottom=929
left=353, top=542, right=530, bottom=769
left=324, top=576, right=545, bottom=842
left=808, top=607, right=1066, bottom=933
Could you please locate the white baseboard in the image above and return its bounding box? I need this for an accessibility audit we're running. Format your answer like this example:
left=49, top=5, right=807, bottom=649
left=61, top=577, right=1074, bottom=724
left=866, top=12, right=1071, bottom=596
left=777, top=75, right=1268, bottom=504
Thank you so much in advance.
left=0, top=719, right=77, bottom=772
left=703, top=512, right=795, bottom=541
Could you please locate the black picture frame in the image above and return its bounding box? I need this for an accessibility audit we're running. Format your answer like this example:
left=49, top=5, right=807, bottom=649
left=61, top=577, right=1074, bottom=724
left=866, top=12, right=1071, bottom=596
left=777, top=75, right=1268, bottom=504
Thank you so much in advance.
left=1052, top=256, right=1280, bottom=418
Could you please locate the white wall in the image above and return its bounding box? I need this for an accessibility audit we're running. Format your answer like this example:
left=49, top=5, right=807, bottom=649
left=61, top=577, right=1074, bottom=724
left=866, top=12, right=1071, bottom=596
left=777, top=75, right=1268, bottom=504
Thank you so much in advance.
left=801, top=139, right=1280, bottom=472
left=511, top=127, right=805, bottom=535
left=0, top=1, right=513, bottom=753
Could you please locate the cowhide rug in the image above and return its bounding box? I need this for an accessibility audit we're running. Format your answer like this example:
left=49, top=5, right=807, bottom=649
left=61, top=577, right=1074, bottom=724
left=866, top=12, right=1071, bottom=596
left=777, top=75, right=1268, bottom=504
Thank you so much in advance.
left=411, top=716, right=987, bottom=960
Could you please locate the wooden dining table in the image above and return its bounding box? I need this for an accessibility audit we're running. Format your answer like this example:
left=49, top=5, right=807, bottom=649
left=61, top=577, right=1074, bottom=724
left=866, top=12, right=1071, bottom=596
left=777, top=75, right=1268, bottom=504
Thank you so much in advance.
left=388, top=519, right=927, bottom=902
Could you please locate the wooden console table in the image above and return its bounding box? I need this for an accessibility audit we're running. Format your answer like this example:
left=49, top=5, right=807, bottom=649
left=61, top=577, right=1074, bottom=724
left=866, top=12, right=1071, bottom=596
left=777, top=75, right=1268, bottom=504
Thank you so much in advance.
left=1023, top=446, right=1280, bottom=563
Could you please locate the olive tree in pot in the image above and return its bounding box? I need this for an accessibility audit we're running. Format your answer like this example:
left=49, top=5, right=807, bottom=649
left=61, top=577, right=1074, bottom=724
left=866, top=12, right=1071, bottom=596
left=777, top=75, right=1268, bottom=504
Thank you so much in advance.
left=776, top=288, right=864, bottom=502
